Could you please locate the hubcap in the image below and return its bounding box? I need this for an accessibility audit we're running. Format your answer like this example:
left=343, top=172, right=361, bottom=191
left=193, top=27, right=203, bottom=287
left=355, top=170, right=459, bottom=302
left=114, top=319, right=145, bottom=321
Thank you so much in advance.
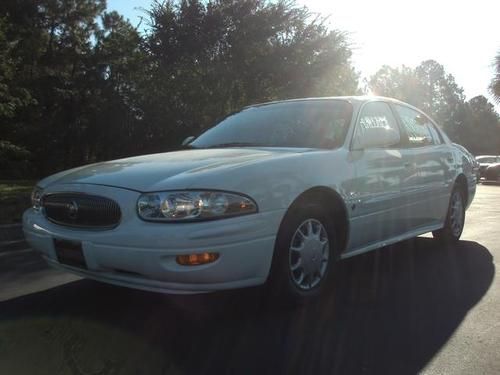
left=450, top=191, right=464, bottom=237
left=288, top=219, right=330, bottom=290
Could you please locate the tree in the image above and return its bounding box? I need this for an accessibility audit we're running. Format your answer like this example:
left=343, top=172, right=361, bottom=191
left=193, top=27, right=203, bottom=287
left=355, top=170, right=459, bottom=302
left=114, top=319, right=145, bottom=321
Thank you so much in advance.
left=415, top=60, right=465, bottom=135
left=368, top=61, right=500, bottom=154
left=368, top=60, right=466, bottom=140
left=0, top=5, right=38, bottom=177
left=0, top=0, right=146, bottom=175
left=0, top=17, right=31, bottom=120
left=143, top=0, right=359, bottom=151
left=490, top=51, right=500, bottom=103
left=458, top=96, right=500, bottom=155
left=368, top=64, right=424, bottom=107
left=83, top=11, right=146, bottom=161
left=0, top=0, right=358, bottom=177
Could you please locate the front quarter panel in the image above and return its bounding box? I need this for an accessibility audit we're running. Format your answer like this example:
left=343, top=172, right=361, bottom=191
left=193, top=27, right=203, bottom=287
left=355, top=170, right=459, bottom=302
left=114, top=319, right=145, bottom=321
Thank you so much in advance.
left=180, top=149, right=354, bottom=215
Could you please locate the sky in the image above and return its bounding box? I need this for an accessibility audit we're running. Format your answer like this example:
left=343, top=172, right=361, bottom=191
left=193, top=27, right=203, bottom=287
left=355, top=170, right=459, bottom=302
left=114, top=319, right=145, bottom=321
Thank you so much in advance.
left=108, top=0, right=500, bottom=107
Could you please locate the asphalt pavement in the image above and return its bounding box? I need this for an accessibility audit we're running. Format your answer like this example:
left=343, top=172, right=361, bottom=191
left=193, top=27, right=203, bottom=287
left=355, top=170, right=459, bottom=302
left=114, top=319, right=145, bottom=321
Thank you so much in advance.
left=0, top=185, right=499, bottom=375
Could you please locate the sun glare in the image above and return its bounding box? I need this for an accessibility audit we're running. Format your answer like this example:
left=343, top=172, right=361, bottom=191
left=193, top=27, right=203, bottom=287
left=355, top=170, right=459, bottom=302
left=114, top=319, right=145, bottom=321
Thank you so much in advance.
left=300, top=0, right=500, bottom=104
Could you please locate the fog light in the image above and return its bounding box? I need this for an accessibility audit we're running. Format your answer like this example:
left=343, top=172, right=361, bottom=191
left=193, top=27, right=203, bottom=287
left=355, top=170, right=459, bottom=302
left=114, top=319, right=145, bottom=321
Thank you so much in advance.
left=176, top=252, right=219, bottom=266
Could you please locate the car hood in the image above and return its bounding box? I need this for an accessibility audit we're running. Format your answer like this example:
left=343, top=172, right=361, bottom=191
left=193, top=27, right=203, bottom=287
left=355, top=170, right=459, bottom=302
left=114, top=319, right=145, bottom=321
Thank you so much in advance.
left=39, top=148, right=310, bottom=192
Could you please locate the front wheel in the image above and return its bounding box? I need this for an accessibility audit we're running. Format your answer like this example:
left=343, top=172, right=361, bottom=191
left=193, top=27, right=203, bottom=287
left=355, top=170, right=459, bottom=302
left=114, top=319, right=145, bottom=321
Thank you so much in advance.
left=432, top=187, right=465, bottom=243
left=267, top=204, right=337, bottom=305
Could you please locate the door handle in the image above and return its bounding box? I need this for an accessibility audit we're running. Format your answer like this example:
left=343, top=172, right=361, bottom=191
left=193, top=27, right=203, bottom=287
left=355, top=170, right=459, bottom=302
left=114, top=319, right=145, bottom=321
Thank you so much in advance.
left=404, top=162, right=412, bottom=168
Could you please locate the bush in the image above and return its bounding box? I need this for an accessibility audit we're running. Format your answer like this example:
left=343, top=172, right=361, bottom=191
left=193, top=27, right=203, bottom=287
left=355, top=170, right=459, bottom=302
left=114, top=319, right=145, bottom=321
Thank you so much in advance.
left=0, top=141, right=32, bottom=179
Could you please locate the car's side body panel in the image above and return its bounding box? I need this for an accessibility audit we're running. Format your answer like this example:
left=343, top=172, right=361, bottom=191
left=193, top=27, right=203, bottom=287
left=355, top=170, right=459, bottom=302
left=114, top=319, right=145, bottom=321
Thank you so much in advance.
left=343, top=148, right=409, bottom=252
left=402, top=144, right=451, bottom=226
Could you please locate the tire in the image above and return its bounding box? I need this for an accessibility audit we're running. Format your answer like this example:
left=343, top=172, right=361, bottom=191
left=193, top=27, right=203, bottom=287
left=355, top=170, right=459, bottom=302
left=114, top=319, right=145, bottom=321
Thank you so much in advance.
left=432, top=186, right=466, bottom=243
left=266, top=204, right=337, bottom=305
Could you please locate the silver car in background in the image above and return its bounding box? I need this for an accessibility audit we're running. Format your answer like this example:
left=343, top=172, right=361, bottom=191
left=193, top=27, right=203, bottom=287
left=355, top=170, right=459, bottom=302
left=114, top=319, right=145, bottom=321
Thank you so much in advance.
left=23, top=96, right=477, bottom=304
left=476, top=155, right=500, bottom=181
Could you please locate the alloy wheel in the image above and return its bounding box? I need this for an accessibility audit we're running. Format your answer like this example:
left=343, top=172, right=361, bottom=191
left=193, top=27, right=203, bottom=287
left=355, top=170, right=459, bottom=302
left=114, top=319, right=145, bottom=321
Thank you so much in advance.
left=449, top=191, right=464, bottom=237
left=288, top=218, right=330, bottom=290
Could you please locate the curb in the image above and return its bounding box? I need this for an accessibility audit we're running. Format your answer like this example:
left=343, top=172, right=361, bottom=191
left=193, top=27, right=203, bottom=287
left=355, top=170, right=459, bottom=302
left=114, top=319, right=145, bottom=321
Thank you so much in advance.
left=0, top=239, right=29, bottom=253
left=0, top=248, right=33, bottom=257
left=480, top=181, right=500, bottom=186
left=0, top=224, right=23, bottom=241
left=0, top=223, right=23, bottom=228
left=0, top=223, right=27, bottom=253
left=0, top=239, right=25, bottom=246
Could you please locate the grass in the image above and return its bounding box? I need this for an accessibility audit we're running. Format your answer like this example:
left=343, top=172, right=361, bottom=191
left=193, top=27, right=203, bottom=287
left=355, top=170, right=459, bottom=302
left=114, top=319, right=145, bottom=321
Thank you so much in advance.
left=0, top=180, right=35, bottom=224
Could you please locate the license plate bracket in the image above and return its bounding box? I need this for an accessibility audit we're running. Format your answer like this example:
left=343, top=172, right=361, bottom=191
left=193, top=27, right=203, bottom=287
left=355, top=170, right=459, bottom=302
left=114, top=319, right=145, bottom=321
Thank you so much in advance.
left=54, top=239, right=87, bottom=269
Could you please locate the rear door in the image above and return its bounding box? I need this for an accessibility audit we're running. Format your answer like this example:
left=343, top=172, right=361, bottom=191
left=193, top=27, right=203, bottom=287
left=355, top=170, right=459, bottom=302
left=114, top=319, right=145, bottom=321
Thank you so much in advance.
left=392, top=104, right=452, bottom=227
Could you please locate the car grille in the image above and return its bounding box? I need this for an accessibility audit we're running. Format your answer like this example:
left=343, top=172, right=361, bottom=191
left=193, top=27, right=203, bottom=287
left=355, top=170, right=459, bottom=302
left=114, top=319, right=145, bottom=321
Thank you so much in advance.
left=42, top=193, right=121, bottom=229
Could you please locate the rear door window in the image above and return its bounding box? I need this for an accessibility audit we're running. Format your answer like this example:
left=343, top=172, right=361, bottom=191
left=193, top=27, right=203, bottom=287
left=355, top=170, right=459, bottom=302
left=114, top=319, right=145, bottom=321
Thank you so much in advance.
left=394, top=104, right=435, bottom=147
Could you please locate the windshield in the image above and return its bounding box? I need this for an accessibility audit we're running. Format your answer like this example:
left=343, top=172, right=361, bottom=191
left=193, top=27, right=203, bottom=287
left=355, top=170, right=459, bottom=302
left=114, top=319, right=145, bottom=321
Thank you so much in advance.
left=191, top=100, right=353, bottom=149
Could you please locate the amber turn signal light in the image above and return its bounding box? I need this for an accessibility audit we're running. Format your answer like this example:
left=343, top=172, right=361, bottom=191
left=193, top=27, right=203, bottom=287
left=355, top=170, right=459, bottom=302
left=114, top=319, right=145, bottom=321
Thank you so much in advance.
left=176, top=252, right=219, bottom=266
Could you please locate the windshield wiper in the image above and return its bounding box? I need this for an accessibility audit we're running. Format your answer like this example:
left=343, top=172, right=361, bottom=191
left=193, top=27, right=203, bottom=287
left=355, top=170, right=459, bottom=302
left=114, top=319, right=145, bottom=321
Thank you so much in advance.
left=204, top=142, right=266, bottom=148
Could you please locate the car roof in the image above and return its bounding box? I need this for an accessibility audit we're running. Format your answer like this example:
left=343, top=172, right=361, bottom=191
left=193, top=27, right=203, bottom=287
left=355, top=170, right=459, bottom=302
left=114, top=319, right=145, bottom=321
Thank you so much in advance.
left=245, top=95, right=409, bottom=109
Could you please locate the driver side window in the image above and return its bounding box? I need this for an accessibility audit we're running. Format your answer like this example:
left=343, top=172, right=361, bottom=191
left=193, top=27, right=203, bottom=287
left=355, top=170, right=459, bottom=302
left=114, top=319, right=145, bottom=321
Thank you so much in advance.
left=354, top=101, right=400, bottom=148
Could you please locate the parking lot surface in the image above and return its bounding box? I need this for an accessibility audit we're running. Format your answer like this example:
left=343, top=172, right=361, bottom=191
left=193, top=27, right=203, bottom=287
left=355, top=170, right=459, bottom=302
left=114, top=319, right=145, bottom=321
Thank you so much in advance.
left=0, top=185, right=499, bottom=374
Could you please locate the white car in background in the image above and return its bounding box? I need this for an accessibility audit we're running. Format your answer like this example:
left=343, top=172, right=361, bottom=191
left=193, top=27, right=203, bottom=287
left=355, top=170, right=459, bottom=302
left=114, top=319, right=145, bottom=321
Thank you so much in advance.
left=476, top=155, right=500, bottom=180
left=23, top=96, right=477, bottom=303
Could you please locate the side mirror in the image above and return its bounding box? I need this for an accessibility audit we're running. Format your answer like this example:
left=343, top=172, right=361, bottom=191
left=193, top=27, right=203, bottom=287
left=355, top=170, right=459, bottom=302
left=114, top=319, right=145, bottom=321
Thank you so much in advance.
left=353, top=127, right=400, bottom=150
left=181, top=136, right=196, bottom=146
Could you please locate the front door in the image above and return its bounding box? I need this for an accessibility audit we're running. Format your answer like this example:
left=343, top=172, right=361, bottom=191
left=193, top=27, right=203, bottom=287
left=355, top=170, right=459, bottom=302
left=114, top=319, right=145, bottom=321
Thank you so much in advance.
left=345, top=101, right=411, bottom=253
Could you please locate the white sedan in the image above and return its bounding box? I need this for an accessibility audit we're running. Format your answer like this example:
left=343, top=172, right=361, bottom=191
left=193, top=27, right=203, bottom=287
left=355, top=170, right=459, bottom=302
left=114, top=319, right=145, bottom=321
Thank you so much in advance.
left=23, top=96, right=477, bottom=303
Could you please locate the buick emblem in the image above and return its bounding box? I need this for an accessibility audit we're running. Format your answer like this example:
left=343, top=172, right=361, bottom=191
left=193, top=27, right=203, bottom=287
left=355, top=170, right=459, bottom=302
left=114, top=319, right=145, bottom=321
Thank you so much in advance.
left=66, top=201, right=79, bottom=220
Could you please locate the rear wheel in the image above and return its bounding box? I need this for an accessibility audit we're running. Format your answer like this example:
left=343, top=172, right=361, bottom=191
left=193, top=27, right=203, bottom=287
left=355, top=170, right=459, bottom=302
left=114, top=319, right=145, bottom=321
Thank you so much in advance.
left=432, top=187, right=465, bottom=243
left=267, top=204, right=337, bottom=305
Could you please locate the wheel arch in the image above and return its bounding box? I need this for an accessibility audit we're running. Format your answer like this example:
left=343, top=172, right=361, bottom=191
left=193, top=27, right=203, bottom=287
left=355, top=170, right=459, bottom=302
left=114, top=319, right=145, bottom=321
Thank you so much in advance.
left=455, top=173, right=469, bottom=206
left=279, top=186, right=349, bottom=257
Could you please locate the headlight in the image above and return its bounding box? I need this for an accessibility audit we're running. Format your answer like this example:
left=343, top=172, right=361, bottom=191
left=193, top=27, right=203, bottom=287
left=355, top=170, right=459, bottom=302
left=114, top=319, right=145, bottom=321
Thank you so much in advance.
left=31, top=187, right=43, bottom=210
left=137, top=190, right=257, bottom=221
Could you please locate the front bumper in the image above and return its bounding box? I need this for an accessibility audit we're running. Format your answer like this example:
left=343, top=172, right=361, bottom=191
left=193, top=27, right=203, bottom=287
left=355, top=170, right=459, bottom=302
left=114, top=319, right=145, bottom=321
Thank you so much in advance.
left=23, top=184, right=285, bottom=294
